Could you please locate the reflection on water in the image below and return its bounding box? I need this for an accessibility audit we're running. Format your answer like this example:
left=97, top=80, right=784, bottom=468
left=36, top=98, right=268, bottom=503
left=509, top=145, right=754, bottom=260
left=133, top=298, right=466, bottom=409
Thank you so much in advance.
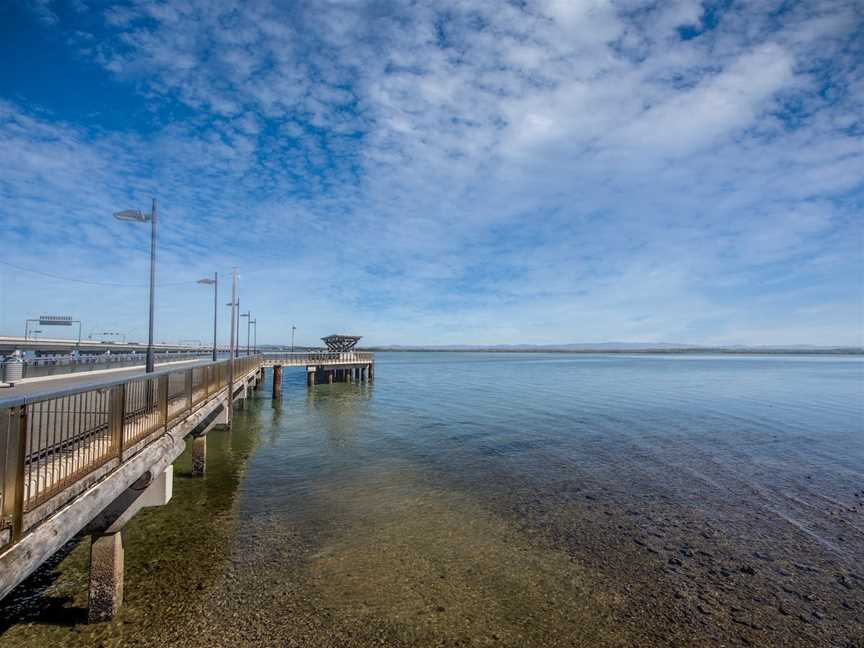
left=304, top=382, right=374, bottom=449
left=2, top=353, right=863, bottom=647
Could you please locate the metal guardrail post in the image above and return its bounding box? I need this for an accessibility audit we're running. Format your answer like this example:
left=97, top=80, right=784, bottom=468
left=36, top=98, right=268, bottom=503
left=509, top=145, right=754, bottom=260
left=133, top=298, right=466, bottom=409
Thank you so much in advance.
left=109, top=384, right=125, bottom=462
left=158, top=375, right=169, bottom=431
left=0, top=414, right=6, bottom=534
left=185, top=368, right=193, bottom=411
left=1, top=406, right=28, bottom=542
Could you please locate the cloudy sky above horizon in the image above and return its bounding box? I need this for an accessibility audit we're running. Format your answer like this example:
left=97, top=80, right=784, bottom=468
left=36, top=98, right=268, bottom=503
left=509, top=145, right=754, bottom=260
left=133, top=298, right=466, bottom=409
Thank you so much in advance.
left=1, top=0, right=862, bottom=347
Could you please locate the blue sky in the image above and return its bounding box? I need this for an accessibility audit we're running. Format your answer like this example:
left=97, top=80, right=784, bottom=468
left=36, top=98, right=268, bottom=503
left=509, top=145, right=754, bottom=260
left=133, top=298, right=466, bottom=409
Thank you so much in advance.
left=0, top=0, right=862, bottom=347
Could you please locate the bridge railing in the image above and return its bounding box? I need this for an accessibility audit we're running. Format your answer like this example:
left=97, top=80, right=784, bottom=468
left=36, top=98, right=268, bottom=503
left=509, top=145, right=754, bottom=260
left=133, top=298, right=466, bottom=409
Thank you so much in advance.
left=19, top=352, right=220, bottom=379
left=0, top=355, right=262, bottom=547
left=262, top=351, right=374, bottom=365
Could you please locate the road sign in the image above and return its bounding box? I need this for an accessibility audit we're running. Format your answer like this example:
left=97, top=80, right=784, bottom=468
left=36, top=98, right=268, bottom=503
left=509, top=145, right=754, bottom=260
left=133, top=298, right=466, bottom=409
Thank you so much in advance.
left=39, top=315, right=74, bottom=326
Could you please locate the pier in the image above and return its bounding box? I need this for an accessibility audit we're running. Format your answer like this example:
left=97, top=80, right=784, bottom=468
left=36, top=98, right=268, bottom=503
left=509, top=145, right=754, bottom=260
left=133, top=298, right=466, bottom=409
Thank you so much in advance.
left=263, top=335, right=374, bottom=392
left=0, top=345, right=374, bottom=622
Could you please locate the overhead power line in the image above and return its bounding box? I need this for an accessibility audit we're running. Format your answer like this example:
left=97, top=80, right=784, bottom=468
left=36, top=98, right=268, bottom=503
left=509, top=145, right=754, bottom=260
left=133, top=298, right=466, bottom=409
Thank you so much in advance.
left=0, top=261, right=203, bottom=288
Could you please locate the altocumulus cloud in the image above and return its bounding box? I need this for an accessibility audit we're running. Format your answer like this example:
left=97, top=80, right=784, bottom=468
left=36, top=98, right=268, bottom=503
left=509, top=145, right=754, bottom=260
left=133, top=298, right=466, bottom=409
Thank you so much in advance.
left=0, top=0, right=862, bottom=346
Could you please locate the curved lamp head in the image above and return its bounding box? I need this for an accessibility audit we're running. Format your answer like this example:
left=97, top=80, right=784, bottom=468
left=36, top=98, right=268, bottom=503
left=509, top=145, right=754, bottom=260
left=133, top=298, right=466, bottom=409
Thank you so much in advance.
left=113, top=209, right=151, bottom=222
left=197, top=278, right=216, bottom=285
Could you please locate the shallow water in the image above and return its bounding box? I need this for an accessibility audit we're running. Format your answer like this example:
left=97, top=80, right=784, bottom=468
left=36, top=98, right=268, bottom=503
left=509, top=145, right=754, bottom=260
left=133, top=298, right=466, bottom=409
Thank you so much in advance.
left=2, top=353, right=863, bottom=646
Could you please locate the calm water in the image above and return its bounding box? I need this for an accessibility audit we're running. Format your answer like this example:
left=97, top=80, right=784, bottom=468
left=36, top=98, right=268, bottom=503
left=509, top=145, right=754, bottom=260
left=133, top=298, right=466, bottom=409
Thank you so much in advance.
left=2, top=352, right=863, bottom=647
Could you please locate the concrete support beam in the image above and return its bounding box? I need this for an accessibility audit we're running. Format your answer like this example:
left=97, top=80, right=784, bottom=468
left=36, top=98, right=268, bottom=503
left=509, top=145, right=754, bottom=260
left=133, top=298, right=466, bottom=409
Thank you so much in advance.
left=307, top=367, right=316, bottom=387
left=212, top=403, right=230, bottom=431
left=327, top=370, right=334, bottom=384
left=273, top=365, right=283, bottom=399
left=234, top=382, right=247, bottom=410
left=85, top=466, right=172, bottom=622
left=88, top=531, right=124, bottom=623
left=346, top=367, right=353, bottom=383
left=86, top=467, right=173, bottom=536
left=191, top=435, right=206, bottom=477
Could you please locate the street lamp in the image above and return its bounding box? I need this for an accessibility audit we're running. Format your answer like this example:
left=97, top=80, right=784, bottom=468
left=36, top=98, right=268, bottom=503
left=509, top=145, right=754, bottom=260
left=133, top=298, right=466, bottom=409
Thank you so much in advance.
left=197, top=273, right=218, bottom=362
left=235, top=297, right=241, bottom=357
left=240, top=311, right=251, bottom=356
left=226, top=299, right=238, bottom=356
left=113, top=198, right=157, bottom=373
left=291, top=325, right=296, bottom=353
left=250, top=319, right=257, bottom=355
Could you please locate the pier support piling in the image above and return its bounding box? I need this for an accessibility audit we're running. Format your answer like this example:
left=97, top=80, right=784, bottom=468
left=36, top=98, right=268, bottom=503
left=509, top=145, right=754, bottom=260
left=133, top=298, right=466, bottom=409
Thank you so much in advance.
left=191, top=435, right=206, bottom=476
left=85, top=466, right=172, bottom=622
left=88, top=531, right=125, bottom=623
left=272, top=365, right=283, bottom=399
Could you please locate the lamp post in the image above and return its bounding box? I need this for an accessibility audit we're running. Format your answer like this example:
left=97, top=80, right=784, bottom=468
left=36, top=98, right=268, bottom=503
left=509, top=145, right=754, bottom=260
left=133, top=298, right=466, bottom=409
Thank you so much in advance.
left=291, top=325, right=296, bottom=353
left=227, top=269, right=237, bottom=420
left=250, top=319, right=257, bottom=354
left=197, top=273, right=218, bottom=362
left=113, top=198, right=157, bottom=373
left=235, top=297, right=241, bottom=358
left=225, top=300, right=240, bottom=358
left=240, top=311, right=251, bottom=356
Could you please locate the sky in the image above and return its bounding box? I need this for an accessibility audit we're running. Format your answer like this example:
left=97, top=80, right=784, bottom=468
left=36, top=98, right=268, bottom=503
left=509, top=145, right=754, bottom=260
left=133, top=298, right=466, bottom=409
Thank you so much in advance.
left=0, top=0, right=862, bottom=348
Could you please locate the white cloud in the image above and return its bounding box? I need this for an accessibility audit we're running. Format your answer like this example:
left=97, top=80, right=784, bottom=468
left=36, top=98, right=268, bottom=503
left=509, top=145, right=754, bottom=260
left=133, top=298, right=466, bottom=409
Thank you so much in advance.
left=612, top=43, right=795, bottom=154
left=0, top=0, right=862, bottom=346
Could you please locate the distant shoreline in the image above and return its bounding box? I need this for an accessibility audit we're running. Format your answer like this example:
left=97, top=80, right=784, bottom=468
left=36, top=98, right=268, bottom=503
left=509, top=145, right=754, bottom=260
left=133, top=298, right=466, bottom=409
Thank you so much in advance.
left=356, top=347, right=864, bottom=356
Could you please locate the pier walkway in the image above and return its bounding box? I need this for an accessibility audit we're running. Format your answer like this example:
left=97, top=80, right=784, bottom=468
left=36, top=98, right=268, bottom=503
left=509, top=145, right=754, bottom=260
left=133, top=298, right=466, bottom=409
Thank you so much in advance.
left=0, top=349, right=373, bottom=621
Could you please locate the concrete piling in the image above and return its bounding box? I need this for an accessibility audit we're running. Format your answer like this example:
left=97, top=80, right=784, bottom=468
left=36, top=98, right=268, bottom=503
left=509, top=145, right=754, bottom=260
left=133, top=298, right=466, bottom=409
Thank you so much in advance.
left=191, top=435, right=206, bottom=476
left=272, top=365, right=283, bottom=399
left=88, top=531, right=125, bottom=623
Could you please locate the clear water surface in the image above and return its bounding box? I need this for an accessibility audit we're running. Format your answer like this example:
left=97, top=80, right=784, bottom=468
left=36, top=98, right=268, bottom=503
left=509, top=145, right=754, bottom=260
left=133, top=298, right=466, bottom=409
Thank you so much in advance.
left=2, top=352, right=862, bottom=647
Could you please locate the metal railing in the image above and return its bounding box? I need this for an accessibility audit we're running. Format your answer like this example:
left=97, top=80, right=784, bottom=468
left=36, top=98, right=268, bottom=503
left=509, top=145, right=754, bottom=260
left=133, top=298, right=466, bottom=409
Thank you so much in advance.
left=18, top=352, right=221, bottom=379
left=0, top=355, right=262, bottom=546
left=262, top=351, right=374, bottom=365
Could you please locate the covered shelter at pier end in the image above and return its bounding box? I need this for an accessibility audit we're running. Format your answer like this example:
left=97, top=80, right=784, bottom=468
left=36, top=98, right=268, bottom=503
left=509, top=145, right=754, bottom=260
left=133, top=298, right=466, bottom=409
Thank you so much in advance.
left=262, top=334, right=374, bottom=395
left=321, top=334, right=362, bottom=352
